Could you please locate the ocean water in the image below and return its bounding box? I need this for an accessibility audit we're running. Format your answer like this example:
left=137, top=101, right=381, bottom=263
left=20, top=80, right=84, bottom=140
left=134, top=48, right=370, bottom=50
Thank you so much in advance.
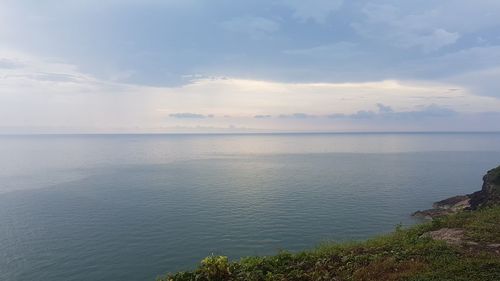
left=1, top=133, right=500, bottom=281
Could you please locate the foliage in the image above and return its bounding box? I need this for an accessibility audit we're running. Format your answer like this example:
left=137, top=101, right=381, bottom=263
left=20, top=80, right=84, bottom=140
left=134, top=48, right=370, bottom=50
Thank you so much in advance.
left=490, top=165, right=500, bottom=185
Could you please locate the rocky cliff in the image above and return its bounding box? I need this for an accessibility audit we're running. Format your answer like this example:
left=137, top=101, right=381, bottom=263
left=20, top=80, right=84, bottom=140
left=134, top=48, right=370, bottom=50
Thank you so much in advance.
left=413, top=165, right=500, bottom=218
left=469, top=165, right=500, bottom=209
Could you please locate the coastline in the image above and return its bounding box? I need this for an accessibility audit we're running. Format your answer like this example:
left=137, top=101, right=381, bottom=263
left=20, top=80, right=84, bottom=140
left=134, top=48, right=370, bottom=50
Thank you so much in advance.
left=160, top=165, right=500, bottom=281
left=413, top=165, right=500, bottom=219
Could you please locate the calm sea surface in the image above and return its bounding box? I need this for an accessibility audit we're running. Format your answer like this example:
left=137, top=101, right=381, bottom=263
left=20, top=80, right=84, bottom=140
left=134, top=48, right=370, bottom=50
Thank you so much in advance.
left=1, top=133, right=500, bottom=281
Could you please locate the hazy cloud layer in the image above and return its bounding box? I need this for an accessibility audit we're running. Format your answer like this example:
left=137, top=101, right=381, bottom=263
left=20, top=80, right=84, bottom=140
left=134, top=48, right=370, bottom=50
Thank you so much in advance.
left=254, top=115, right=273, bottom=119
left=1, top=1, right=500, bottom=132
left=169, top=113, right=214, bottom=119
left=279, top=113, right=316, bottom=119
left=328, top=104, right=457, bottom=120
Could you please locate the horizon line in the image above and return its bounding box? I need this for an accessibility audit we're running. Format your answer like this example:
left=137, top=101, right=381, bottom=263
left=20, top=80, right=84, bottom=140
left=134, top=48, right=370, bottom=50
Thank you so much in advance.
left=2, top=131, right=500, bottom=136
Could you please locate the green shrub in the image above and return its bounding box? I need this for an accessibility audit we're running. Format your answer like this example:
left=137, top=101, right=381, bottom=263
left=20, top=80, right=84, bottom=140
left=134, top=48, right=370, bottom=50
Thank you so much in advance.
left=199, top=255, right=231, bottom=280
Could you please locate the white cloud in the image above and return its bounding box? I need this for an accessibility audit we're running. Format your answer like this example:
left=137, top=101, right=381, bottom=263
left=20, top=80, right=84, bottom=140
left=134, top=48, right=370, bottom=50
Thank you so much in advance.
left=283, top=42, right=363, bottom=59
left=353, top=3, right=461, bottom=52
left=416, top=29, right=460, bottom=53
left=400, top=45, right=500, bottom=95
left=280, top=0, right=343, bottom=23
left=221, top=16, right=280, bottom=39
left=445, top=67, right=500, bottom=98
left=352, top=0, right=500, bottom=53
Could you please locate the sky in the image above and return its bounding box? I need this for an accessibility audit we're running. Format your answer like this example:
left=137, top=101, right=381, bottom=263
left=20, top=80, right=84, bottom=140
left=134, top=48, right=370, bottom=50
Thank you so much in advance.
left=1, top=0, right=500, bottom=133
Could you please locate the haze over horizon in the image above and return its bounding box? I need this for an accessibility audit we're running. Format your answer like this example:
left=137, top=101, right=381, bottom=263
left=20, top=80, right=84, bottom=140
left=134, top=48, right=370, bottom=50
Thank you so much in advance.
left=2, top=0, right=500, bottom=133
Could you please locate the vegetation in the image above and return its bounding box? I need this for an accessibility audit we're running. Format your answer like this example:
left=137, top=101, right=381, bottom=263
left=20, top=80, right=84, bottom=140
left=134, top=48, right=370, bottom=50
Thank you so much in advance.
left=159, top=206, right=500, bottom=281
left=489, top=165, right=500, bottom=185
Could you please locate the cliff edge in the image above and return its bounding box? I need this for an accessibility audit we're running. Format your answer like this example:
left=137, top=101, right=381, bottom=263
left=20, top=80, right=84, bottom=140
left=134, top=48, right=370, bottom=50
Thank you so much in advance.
left=413, top=165, right=500, bottom=219
left=469, top=165, right=500, bottom=209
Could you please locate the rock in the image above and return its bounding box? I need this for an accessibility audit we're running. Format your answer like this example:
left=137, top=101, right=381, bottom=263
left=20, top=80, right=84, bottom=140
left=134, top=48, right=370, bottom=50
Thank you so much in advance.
left=422, top=229, right=500, bottom=254
left=433, top=195, right=470, bottom=210
left=412, top=208, right=451, bottom=219
left=413, top=165, right=499, bottom=218
left=421, top=228, right=465, bottom=245
left=486, top=244, right=500, bottom=255
left=469, top=165, right=500, bottom=209
left=413, top=195, right=470, bottom=219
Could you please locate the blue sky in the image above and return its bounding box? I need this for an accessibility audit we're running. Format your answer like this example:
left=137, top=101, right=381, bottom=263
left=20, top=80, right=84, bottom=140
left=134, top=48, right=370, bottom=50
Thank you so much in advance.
left=1, top=0, right=500, bottom=133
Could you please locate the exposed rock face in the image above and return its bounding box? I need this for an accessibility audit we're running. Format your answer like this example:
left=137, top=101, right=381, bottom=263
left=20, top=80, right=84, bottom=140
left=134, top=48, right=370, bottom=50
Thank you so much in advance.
left=433, top=195, right=470, bottom=210
left=413, top=165, right=500, bottom=219
left=421, top=228, right=500, bottom=254
left=413, top=196, right=471, bottom=219
left=412, top=208, right=454, bottom=219
left=420, top=228, right=465, bottom=245
left=469, top=165, right=500, bottom=209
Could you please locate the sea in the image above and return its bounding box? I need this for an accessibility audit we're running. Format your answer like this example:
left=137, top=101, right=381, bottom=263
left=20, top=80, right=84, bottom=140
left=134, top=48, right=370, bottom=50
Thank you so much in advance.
left=1, top=133, right=500, bottom=281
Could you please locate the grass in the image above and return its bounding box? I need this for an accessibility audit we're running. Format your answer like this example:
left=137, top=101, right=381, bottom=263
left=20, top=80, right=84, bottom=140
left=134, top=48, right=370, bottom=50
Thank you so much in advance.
left=159, top=206, right=500, bottom=281
left=430, top=206, right=500, bottom=243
